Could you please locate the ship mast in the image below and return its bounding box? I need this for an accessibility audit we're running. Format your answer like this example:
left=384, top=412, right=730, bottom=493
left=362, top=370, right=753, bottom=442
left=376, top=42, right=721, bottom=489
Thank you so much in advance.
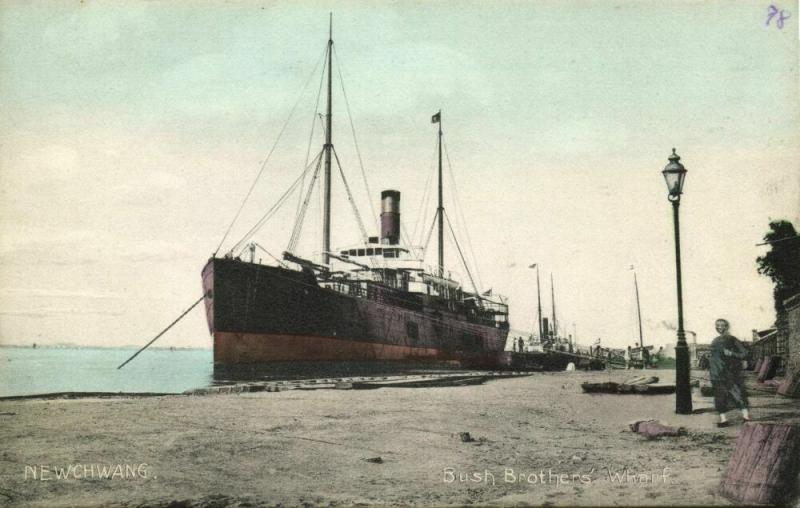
left=536, top=265, right=543, bottom=339
left=436, top=110, right=444, bottom=277
left=634, top=269, right=644, bottom=349
left=322, top=14, right=333, bottom=265
left=550, top=273, right=557, bottom=340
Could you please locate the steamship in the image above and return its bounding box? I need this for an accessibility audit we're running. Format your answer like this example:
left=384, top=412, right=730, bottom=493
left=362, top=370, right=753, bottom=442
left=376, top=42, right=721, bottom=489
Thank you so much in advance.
left=201, top=23, right=509, bottom=367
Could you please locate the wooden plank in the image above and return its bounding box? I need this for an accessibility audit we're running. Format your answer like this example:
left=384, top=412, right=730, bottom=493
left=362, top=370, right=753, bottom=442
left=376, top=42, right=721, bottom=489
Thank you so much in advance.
left=632, top=384, right=676, bottom=394
left=580, top=382, right=619, bottom=393
left=622, top=375, right=659, bottom=385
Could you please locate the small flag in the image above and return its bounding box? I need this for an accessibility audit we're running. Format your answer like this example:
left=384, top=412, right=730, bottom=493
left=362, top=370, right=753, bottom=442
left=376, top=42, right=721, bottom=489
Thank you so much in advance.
left=482, top=288, right=492, bottom=296
left=528, top=263, right=537, bottom=268
left=431, top=112, right=440, bottom=124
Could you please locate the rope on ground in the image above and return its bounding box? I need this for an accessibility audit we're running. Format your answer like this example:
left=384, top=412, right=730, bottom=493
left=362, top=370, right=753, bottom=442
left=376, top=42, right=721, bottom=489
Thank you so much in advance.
left=117, top=294, right=206, bottom=370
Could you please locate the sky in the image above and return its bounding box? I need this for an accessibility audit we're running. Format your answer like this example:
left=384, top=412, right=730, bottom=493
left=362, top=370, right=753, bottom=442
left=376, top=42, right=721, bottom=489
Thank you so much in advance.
left=1, top=1, right=798, bottom=351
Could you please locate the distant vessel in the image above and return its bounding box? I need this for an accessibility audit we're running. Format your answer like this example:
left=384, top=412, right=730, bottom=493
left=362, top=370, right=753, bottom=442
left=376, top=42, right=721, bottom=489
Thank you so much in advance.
left=202, top=21, right=509, bottom=367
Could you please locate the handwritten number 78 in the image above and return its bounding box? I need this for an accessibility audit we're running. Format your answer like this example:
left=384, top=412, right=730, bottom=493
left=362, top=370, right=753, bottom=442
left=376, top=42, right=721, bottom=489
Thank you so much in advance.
left=766, top=5, right=791, bottom=29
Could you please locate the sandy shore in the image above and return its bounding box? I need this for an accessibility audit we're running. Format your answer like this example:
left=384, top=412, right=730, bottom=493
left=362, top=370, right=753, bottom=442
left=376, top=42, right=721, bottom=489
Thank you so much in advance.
left=1, top=368, right=799, bottom=507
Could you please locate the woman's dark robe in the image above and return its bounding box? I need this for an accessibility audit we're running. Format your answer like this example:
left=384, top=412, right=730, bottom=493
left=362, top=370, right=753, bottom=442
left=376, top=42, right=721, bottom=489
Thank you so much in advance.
left=709, top=334, right=749, bottom=412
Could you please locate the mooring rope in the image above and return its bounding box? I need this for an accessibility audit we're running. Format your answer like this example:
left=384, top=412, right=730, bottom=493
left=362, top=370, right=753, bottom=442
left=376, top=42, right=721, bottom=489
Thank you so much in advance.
left=117, top=294, right=206, bottom=369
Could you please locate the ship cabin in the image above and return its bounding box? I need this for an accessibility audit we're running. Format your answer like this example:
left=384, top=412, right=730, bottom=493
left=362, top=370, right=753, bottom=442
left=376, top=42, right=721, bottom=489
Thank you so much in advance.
left=267, top=189, right=508, bottom=328
left=322, top=234, right=508, bottom=329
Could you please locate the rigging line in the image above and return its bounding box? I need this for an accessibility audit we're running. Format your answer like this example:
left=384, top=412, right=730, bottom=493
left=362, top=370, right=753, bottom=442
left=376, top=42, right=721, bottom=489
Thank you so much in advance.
left=232, top=150, right=322, bottom=254
left=422, top=210, right=438, bottom=257
left=297, top=44, right=330, bottom=218
left=253, top=242, right=290, bottom=268
left=214, top=45, right=328, bottom=257
left=117, top=294, right=206, bottom=369
left=230, top=150, right=323, bottom=255
left=411, top=137, right=439, bottom=246
left=331, top=145, right=384, bottom=271
left=332, top=147, right=368, bottom=242
left=443, top=139, right=482, bottom=291
left=443, top=140, right=484, bottom=292
left=444, top=210, right=482, bottom=301
left=288, top=152, right=325, bottom=253
left=332, top=45, right=378, bottom=233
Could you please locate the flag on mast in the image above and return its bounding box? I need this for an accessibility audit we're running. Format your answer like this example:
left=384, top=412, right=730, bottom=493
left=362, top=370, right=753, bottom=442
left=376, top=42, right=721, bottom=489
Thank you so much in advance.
left=528, top=263, right=537, bottom=268
left=431, top=111, right=441, bottom=124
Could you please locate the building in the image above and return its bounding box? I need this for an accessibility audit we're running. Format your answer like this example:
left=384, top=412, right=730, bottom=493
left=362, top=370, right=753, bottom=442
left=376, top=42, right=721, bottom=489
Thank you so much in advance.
left=784, top=293, right=800, bottom=374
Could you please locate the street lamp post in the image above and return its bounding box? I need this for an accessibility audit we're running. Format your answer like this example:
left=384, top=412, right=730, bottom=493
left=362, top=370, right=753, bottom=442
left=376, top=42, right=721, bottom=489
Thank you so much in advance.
left=662, top=148, right=692, bottom=414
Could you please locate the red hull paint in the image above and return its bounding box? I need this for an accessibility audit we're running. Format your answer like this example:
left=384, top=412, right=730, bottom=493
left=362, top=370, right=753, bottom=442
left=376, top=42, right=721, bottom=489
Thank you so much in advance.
left=214, top=331, right=443, bottom=364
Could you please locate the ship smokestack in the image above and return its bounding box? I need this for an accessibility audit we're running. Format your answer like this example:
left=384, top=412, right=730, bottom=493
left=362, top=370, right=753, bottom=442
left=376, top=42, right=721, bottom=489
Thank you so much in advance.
left=380, top=190, right=401, bottom=245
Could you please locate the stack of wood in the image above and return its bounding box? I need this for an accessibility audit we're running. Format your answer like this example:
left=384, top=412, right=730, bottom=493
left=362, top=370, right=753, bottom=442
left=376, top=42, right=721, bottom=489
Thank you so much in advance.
left=777, top=370, right=800, bottom=398
left=719, top=423, right=800, bottom=505
left=618, top=375, right=659, bottom=392
left=581, top=376, right=679, bottom=395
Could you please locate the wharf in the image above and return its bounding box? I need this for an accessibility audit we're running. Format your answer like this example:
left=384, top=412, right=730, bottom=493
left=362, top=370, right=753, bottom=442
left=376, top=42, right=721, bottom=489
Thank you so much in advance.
left=500, top=349, right=608, bottom=371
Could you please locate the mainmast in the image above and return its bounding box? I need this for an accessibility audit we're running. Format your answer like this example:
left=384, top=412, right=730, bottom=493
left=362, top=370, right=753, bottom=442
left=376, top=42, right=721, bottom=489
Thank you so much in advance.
left=435, top=110, right=443, bottom=277
left=322, top=14, right=333, bottom=265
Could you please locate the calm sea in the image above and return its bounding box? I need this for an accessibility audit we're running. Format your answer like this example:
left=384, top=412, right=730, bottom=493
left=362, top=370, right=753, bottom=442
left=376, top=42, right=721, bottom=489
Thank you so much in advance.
left=0, top=347, right=213, bottom=398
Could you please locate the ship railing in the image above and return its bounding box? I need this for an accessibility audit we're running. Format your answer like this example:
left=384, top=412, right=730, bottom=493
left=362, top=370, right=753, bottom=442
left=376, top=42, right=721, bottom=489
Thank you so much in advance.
left=321, top=279, right=422, bottom=311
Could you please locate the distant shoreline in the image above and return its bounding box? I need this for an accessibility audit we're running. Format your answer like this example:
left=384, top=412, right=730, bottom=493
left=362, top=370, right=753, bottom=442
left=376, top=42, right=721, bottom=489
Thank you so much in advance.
left=0, top=343, right=211, bottom=351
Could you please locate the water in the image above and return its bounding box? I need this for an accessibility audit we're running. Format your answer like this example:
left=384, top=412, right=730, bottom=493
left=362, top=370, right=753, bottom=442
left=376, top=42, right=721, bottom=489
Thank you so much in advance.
left=0, top=347, right=478, bottom=398
left=0, top=347, right=213, bottom=397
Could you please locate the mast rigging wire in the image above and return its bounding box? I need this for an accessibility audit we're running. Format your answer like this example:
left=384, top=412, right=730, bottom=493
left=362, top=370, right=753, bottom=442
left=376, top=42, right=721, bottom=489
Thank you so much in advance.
left=296, top=44, right=331, bottom=219
left=333, top=45, right=378, bottom=233
left=411, top=138, right=439, bottom=247
left=445, top=210, right=482, bottom=304
left=422, top=211, right=438, bottom=258
left=212, top=46, right=328, bottom=257
left=230, top=150, right=323, bottom=255
left=287, top=150, right=325, bottom=253
left=443, top=140, right=484, bottom=293
left=333, top=147, right=369, bottom=242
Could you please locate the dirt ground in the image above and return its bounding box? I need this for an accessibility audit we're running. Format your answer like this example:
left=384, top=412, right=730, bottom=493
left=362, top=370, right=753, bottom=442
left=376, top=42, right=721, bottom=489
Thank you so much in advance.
left=1, top=368, right=799, bottom=507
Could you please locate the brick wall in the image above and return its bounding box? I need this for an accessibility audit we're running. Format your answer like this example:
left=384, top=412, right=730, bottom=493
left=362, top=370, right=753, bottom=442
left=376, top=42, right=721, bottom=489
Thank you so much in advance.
left=785, top=294, right=800, bottom=373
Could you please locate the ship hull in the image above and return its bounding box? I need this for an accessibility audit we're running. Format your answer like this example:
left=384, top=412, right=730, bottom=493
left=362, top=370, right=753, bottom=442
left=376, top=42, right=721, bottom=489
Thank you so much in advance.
left=203, top=258, right=508, bottom=367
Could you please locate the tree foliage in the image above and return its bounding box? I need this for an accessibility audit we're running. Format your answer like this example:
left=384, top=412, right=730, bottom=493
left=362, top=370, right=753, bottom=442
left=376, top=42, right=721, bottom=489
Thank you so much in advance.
left=756, top=220, right=800, bottom=316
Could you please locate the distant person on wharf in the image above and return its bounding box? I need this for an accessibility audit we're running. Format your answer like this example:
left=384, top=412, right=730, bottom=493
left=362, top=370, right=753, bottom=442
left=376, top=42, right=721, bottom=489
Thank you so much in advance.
left=709, top=318, right=751, bottom=427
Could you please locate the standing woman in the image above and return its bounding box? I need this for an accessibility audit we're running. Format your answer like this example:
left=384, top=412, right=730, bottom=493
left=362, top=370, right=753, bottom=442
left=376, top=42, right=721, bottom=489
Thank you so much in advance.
left=709, top=319, right=751, bottom=427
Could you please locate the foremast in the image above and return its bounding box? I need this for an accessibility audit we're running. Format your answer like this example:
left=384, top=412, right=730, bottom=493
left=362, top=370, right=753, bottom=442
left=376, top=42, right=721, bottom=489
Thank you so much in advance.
left=322, top=14, right=334, bottom=265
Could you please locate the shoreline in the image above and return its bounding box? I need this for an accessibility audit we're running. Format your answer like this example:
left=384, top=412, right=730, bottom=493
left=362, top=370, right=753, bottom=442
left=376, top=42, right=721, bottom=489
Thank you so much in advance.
left=2, top=368, right=799, bottom=506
